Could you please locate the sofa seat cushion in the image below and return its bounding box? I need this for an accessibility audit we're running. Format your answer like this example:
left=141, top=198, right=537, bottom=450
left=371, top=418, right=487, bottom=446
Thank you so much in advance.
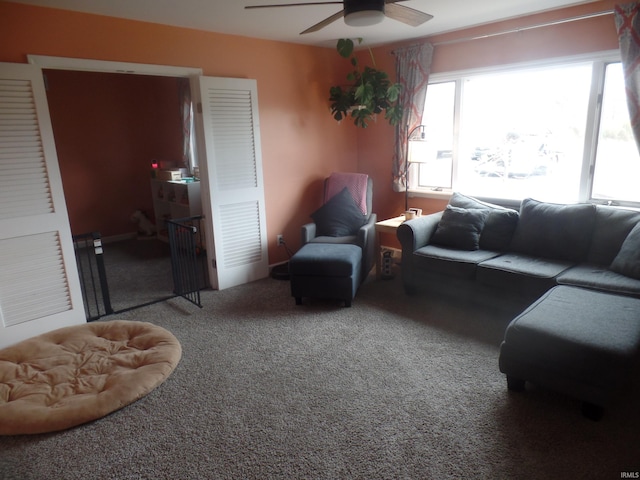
left=309, top=235, right=358, bottom=245
left=413, top=245, right=500, bottom=280
left=556, top=264, right=640, bottom=298
left=499, top=285, right=640, bottom=405
left=477, top=253, right=573, bottom=296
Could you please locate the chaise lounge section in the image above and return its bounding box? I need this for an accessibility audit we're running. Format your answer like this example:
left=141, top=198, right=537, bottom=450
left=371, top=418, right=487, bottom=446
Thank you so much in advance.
left=499, top=285, right=640, bottom=420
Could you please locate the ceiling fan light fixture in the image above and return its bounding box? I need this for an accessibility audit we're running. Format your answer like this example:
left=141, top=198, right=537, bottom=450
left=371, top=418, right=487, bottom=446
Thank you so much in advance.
left=344, top=9, right=385, bottom=27
left=343, top=0, right=385, bottom=27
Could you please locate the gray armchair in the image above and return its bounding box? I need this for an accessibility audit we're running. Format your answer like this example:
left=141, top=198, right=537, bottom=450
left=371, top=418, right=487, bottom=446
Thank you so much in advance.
left=301, top=175, right=377, bottom=279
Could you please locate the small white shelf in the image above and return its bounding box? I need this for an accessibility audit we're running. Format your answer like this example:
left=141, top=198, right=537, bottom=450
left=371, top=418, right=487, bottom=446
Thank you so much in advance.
left=150, top=179, right=202, bottom=241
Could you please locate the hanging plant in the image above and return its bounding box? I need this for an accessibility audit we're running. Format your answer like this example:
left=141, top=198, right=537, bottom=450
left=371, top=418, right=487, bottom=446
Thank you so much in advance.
left=329, top=38, right=403, bottom=128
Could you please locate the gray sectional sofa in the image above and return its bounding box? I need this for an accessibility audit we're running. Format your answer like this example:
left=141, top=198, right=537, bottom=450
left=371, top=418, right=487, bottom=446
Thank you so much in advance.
left=397, top=193, right=640, bottom=419
left=397, top=193, right=640, bottom=308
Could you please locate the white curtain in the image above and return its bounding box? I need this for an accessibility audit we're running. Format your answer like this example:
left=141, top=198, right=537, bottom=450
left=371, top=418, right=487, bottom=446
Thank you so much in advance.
left=179, top=78, right=194, bottom=170
left=392, top=43, right=434, bottom=192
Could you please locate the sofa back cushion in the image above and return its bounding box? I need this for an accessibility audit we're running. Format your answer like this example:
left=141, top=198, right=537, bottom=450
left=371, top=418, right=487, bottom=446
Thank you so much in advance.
left=610, top=223, right=640, bottom=279
left=509, top=198, right=596, bottom=262
left=588, top=205, right=640, bottom=266
left=448, top=192, right=519, bottom=251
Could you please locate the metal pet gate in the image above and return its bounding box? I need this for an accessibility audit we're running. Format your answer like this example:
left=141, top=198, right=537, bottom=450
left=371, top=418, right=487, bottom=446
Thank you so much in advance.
left=73, top=232, right=113, bottom=321
left=166, top=216, right=207, bottom=308
left=73, top=216, right=206, bottom=320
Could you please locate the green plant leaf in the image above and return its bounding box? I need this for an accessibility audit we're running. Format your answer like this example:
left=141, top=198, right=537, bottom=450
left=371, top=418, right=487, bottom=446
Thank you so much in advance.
left=386, top=83, right=402, bottom=102
left=329, top=38, right=404, bottom=128
left=385, top=104, right=403, bottom=125
left=337, top=38, right=354, bottom=58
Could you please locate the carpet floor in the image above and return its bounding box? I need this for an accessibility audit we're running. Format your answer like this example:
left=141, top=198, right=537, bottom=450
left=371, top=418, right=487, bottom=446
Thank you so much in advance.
left=103, top=238, right=174, bottom=313
left=1, top=271, right=639, bottom=479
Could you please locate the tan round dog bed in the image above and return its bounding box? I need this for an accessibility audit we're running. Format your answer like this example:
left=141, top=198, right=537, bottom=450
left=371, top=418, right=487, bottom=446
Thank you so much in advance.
left=0, top=320, right=182, bottom=435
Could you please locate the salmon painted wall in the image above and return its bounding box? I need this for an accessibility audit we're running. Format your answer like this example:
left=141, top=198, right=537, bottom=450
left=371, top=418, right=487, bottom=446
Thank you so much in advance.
left=361, top=0, right=620, bottom=234
left=0, top=1, right=358, bottom=264
left=0, top=0, right=622, bottom=259
left=45, top=69, right=183, bottom=237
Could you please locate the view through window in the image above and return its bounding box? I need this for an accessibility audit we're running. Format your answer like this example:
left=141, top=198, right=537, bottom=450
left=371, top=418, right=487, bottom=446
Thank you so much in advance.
left=413, top=57, right=640, bottom=206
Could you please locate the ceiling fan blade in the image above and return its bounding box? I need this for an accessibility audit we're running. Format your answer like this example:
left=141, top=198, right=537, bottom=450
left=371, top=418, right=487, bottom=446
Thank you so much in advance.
left=300, top=10, right=344, bottom=34
left=385, top=3, right=433, bottom=27
left=245, top=2, right=342, bottom=9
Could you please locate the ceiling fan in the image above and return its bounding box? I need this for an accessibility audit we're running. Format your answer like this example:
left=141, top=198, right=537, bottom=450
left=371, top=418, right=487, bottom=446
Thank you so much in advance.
left=245, top=0, right=434, bottom=35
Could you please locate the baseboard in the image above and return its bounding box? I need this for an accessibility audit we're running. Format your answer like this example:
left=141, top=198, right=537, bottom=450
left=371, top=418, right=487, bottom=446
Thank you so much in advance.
left=269, top=260, right=289, bottom=268
left=100, top=232, right=138, bottom=244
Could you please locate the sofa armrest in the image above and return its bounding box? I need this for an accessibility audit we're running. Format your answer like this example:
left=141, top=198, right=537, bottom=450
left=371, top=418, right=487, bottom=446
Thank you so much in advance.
left=358, top=213, right=377, bottom=275
left=357, top=213, right=377, bottom=248
left=397, top=212, right=443, bottom=294
left=397, top=211, right=443, bottom=253
left=301, top=222, right=317, bottom=245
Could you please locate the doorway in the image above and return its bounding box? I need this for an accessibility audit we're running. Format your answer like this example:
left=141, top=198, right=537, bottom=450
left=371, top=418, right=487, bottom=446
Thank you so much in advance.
left=43, top=67, right=195, bottom=313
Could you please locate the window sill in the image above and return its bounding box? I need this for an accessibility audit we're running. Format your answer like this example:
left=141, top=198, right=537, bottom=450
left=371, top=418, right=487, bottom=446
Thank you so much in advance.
left=409, top=188, right=523, bottom=210
left=410, top=188, right=640, bottom=212
left=409, top=188, right=453, bottom=201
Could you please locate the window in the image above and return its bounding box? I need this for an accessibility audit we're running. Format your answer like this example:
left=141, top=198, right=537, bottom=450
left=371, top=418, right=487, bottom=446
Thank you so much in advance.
left=416, top=81, right=455, bottom=190
left=413, top=53, right=640, bottom=207
left=592, top=62, right=640, bottom=203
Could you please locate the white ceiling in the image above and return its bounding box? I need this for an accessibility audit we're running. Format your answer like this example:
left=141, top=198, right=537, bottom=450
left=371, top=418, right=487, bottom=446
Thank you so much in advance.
left=11, top=0, right=599, bottom=48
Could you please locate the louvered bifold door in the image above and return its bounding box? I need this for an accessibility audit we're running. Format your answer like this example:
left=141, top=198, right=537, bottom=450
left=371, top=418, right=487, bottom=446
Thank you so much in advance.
left=195, top=76, right=268, bottom=290
left=0, top=63, right=85, bottom=349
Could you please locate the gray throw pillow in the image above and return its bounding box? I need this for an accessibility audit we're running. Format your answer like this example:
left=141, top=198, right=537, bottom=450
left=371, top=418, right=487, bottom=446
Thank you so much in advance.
left=509, top=198, right=596, bottom=262
left=610, top=223, right=640, bottom=279
left=449, top=192, right=519, bottom=251
left=431, top=205, right=489, bottom=251
left=311, top=187, right=366, bottom=237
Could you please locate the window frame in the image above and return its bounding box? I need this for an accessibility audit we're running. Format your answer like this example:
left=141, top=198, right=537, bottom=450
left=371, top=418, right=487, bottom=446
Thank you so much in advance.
left=409, top=49, right=638, bottom=207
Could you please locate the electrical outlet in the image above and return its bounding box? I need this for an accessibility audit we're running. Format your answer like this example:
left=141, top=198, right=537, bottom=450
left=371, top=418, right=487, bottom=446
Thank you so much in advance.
left=277, top=234, right=284, bottom=246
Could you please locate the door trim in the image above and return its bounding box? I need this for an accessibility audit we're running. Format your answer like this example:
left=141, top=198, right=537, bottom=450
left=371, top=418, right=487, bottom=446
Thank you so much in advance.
left=27, top=55, right=202, bottom=77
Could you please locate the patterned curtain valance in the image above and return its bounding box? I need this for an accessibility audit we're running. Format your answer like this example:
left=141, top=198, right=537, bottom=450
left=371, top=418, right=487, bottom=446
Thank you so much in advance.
left=392, top=43, right=434, bottom=192
left=615, top=2, right=640, bottom=155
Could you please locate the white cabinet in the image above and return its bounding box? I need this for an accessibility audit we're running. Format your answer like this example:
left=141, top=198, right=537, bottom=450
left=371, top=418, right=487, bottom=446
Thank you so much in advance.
left=150, top=179, right=202, bottom=241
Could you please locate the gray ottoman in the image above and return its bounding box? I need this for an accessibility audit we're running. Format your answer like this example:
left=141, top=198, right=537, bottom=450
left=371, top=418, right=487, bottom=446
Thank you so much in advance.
left=499, top=285, right=640, bottom=420
left=290, top=243, right=362, bottom=307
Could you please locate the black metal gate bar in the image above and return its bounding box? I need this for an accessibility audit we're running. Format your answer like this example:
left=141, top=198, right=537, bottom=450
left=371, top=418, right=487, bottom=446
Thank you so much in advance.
left=73, top=232, right=113, bottom=321
left=166, top=216, right=205, bottom=308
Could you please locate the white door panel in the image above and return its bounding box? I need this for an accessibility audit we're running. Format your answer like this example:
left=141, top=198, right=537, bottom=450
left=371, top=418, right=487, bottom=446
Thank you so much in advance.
left=0, top=62, right=85, bottom=349
left=192, top=76, right=269, bottom=290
